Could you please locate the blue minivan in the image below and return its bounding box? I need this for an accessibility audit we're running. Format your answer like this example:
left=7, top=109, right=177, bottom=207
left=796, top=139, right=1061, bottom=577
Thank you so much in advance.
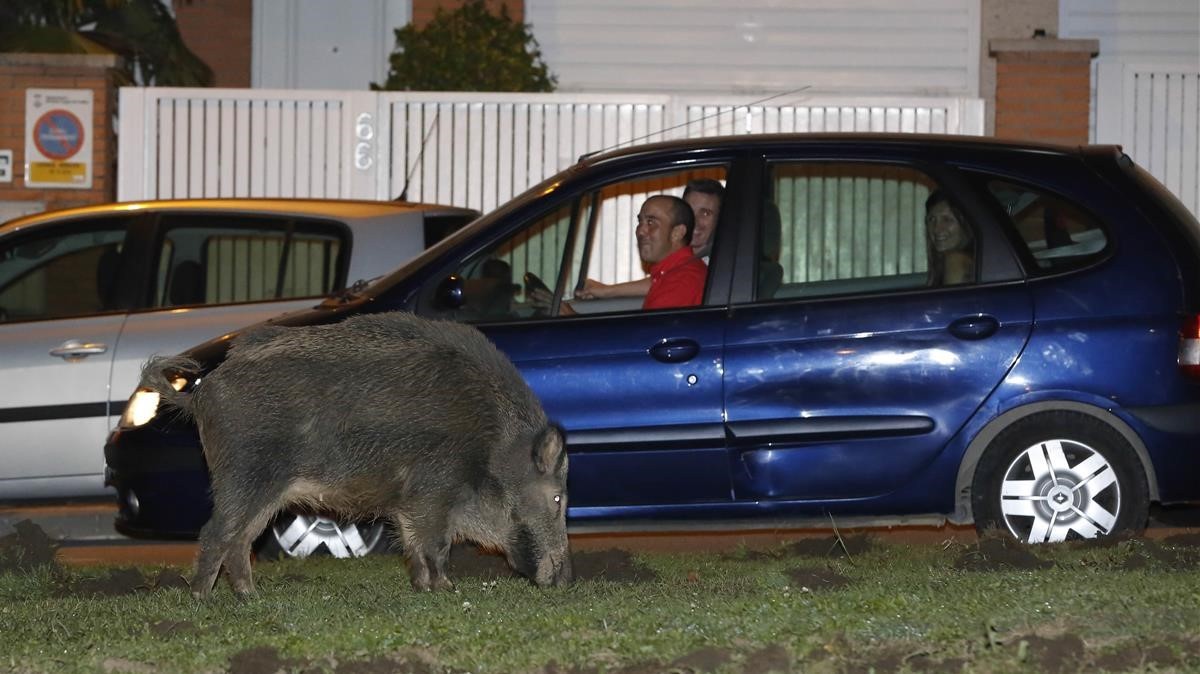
left=105, top=133, right=1200, bottom=558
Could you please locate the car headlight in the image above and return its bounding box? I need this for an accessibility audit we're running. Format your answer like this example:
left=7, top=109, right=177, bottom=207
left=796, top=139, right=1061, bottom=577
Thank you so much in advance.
left=119, top=389, right=161, bottom=428
left=118, top=377, right=187, bottom=428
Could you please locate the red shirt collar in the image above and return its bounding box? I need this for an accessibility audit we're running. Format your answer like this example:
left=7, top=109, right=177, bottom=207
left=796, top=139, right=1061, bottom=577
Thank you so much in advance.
left=650, top=246, right=697, bottom=278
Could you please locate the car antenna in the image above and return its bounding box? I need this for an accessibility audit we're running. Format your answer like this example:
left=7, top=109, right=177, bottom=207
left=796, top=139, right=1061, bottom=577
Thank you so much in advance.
left=578, top=85, right=813, bottom=162
left=395, top=110, right=441, bottom=202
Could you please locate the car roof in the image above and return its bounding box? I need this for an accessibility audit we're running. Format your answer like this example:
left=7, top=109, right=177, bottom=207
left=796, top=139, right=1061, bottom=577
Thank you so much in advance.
left=0, top=198, right=478, bottom=234
left=576, top=132, right=1111, bottom=166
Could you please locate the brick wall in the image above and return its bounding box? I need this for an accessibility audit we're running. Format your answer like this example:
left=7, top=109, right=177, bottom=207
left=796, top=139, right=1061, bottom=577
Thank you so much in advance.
left=412, top=0, right=524, bottom=28
left=990, top=38, right=1099, bottom=145
left=0, top=54, right=121, bottom=216
left=172, top=0, right=252, bottom=88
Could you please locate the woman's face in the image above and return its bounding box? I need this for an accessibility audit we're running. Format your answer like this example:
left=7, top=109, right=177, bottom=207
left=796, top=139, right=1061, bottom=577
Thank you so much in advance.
left=926, top=201, right=969, bottom=252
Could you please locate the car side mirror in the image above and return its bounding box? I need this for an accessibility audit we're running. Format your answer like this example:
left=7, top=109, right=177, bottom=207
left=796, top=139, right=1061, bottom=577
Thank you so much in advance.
left=435, top=275, right=465, bottom=310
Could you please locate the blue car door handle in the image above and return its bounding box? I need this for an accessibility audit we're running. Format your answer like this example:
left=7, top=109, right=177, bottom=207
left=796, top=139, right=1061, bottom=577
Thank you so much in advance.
left=649, top=338, right=700, bottom=363
left=948, top=315, right=999, bottom=340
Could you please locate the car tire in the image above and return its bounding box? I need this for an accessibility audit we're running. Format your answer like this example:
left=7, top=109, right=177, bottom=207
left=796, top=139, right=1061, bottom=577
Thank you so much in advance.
left=254, top=512, right=391, bottom=561
left=971, top=410, right=1149, bottom=543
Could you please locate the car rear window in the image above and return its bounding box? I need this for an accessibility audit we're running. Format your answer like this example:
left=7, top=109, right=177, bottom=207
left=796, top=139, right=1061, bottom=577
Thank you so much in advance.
left=983, top=179, right=1110, bottom=274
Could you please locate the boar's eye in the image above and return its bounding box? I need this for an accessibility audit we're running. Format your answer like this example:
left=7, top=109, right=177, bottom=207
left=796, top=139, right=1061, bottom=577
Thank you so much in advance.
left=553, top=494, right=561, bottom=504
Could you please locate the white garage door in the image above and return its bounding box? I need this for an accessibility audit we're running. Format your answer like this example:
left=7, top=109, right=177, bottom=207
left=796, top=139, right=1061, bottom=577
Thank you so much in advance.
left=527, top=0, right=981, bottom=96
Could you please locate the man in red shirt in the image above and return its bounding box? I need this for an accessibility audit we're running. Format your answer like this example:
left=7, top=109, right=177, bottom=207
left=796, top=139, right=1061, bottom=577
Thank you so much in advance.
left=636, top=195, right=707, bottom=310
left=540, top=195, right=707, bottom=315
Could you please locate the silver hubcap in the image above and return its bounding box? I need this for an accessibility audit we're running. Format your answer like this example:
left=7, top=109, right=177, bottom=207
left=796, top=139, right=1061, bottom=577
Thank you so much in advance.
left=999, top=438, right=1121, bottom=543
left=269, top=514, right=385, bottom=558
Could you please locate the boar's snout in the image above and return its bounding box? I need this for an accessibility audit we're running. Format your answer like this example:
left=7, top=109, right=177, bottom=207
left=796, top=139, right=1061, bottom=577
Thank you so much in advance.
left=509, top=522, right=572, bottom=588
left=536, top=550, right=573, bottom=588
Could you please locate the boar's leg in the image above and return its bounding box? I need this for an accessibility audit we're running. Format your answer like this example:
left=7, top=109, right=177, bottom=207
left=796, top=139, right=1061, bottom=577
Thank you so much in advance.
left=191, top=517, right=229, bottom=598
left=192, top=487, right=282, bottom=598
left=223, top=505, right=279, bottom=596
left=393, top=511, right=454, bottom=592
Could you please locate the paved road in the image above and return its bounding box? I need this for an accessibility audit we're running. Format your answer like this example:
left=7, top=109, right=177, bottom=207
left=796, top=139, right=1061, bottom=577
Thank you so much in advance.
left=3, top=499, right=1198, bottom=567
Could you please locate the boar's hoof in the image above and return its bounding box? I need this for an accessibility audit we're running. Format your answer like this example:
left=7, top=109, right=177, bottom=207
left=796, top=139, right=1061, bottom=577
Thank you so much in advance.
left=410, top=576, right=454, bottom=592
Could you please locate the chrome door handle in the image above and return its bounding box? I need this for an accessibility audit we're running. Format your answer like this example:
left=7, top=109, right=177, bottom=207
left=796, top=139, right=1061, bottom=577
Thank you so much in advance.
left=948, top=315, right=999, bottom=340
left=49, top=340, right=109, bottom=359
left=649, top=338, right=700, bottom=363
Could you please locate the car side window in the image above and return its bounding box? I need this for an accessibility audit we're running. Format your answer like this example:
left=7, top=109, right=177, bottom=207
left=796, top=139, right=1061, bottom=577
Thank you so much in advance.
left=153, top=215, right=345, bottom=308
left=983, top=179, right=1109, bottom=273
left=760, top=162, right=977, bottom=301
left=421, top=165, right=728, bottom=322
left=0, top=220, right=130, bottom=323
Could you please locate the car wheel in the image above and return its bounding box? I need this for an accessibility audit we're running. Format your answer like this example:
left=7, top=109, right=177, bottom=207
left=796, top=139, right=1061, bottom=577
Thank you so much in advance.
left=971, top=410, right=1149, bottom=543
left=254, top=512, right=390, bottom=560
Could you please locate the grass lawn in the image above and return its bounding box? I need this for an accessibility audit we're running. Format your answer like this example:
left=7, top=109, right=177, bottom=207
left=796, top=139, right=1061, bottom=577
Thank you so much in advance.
left=2, top=521, right=1199, bottom=673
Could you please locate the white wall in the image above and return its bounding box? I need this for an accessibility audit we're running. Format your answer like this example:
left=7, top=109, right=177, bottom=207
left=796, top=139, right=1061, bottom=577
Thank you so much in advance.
left=250, top=1, right=984, bottom=97
left=526, top=0, right=982, bottom=96
left=1060, top=0, right=1199, bottom=62
left=253, top=0, right=410, bottom=90
left=1062, top=0, right=1200, bottom=216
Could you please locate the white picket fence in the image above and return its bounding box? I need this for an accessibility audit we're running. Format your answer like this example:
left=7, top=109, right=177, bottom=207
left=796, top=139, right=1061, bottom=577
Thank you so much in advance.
left=1095, top=62, right=1200, bottom=217
left=118, top=89, right=986, bottom=211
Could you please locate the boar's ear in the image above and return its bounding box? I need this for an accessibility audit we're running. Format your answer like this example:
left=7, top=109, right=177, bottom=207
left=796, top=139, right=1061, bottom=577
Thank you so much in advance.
left=532, top=424, right=566, bottom=476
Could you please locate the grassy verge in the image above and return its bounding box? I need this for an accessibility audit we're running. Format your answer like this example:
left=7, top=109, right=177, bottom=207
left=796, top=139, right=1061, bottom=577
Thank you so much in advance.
left=2, top=528, right=1199, bottom=673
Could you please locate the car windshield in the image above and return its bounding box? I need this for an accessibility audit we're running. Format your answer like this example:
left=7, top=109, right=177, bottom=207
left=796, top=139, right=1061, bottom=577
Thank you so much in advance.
left=356, top=168, right=581, bottom=303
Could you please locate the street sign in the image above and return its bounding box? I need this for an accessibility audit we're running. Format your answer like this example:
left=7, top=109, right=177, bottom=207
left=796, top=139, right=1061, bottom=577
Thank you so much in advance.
left=25, top=89, right=93, bottom=189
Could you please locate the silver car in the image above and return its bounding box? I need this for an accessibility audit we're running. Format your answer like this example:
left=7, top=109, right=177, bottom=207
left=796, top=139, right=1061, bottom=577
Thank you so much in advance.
left=0, top=198, right=476, bottom=501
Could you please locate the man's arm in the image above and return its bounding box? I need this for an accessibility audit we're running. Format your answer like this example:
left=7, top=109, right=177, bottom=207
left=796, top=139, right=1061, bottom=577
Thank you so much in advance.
left=577, top=277, right=651, bottom=299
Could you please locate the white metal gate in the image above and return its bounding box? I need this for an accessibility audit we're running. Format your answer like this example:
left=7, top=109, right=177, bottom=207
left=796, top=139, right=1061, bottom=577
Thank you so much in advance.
left=1095, top=63, right=1200, bottom=217
left=118, top=88, right=985, bottom=209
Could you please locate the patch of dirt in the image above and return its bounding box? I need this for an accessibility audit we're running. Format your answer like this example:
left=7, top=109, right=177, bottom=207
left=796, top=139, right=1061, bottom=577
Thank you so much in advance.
left=953, top=534, right=1054, bottom=571
left=1091, top=641, right=1188, bottom=672
left=571, top=549, right=657, bottom=583
left=1163, top=532, right=1200, bottom=547
left=668, top=646, right=732, bottom=672
left=1064, top=531, right=1136, bottom=550
left=228, top=646, right=453, bottom=674
left=840, top=646, right=905, bottom=674
left=904, top=653, right=968, bottom=673
left=784, top=567, right=850, bottom=592
left=228, top=646, right=304, bottom=674
left=448, top=546, right=657, bottom=583
left=56, top=566, right=190, bottom=598
left=739, top=534, right=874, bottom=561
left=1016, top=633, right=1085, bottom=674
left=740, top=644, right=791, bottom=674
left=0, top=519, right=60, bottom=573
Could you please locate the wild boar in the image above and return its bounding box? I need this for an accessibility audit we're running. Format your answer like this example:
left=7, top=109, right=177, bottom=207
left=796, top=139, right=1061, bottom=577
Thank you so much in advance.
left=139, top=311, right=571, bottom=598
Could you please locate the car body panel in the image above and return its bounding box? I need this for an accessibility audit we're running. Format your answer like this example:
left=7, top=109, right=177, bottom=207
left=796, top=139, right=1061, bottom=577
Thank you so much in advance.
left=484, top=307, right=730, bottom=508
left=724, top=283, right=1033, bottom=503
left=1, top=199, right=475, bottom=501
left=0, top=313, right=125, bottom=497
left=101, top=134, right=1200, bottom=539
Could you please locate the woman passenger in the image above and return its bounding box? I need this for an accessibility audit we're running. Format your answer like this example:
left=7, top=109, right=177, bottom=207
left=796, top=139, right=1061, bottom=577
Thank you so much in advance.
left=924, top=191, right=975, bottom=286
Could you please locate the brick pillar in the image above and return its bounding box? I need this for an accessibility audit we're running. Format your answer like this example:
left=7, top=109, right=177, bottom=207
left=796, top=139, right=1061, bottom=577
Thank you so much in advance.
left=172, top=0, right=252, bottom=87
left=990, top=38, right=1100, bottom=145
left=412, top=0, right=524, bottom=28
left=0, top=54, right=122, bottom=217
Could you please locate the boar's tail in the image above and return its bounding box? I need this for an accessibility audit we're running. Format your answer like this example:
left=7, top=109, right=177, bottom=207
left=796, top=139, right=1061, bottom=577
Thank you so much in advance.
left=138, top=355, right=203, bottom=418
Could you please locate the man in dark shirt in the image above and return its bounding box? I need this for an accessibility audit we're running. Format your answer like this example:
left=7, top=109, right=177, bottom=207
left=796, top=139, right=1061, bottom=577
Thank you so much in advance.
left=636, top=195, right=707, bottom=309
